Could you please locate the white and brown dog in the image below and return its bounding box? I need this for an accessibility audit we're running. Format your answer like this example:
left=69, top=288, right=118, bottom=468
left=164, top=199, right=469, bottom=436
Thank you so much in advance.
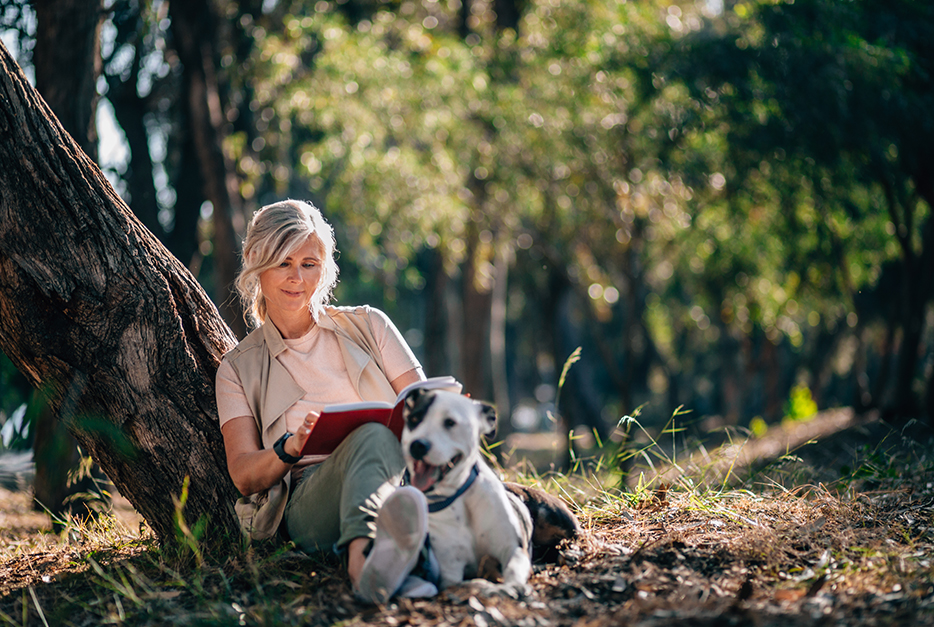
left=401, top=389, right=580, bottom=597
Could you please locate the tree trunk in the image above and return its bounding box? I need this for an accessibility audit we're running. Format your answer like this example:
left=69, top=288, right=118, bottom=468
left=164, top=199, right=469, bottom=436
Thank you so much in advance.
left=32, top=0, right=102, bottom=161
left=489, top=242, right=512, bottom=440
left=461, top=224, right=492, bottom=399
left=761, top=335, right=783, bottom=422
left=31, top=0, right=105, bottom=519
left=890, top=206, right=934, bottom=420
left=421, top=247, right=450, bottom=377
left=169, top=123, right=208, bottom=272
left=545, top=265, right=573, bottom=472
left=104, top=13, right=164, bottom=242
left=494, top=0, right=523, bottom=33
left=168, top=0, right=245, bottom=339
left=0, top=40, right=241, bottom=544
left=30, top=388, right=85, bottom=520
left=911, top=168, right=934, bottom=424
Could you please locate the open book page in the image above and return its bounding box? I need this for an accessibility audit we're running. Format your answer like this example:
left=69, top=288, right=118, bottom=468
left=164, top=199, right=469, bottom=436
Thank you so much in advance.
left=394, top=375, right=463, bottom=403
left=318, top=400, right=392, bottom=413
left=299, top=376, right=463, bottom=456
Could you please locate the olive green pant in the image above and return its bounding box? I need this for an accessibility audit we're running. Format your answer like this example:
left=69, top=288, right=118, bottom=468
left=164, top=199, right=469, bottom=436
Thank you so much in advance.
left=284, top=422, right=405, bottom=553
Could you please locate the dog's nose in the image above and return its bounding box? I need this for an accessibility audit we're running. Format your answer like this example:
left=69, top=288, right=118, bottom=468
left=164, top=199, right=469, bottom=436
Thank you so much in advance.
left=409, top=439, right=431, bottom=460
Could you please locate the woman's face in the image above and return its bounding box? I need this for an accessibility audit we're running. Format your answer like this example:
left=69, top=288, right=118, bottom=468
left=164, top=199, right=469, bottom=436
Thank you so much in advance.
left=259, top=235, right=325, bottom=323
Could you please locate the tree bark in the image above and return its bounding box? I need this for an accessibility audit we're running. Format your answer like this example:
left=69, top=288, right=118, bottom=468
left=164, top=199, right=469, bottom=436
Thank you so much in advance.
left=0, top=40, right=241, bottom=544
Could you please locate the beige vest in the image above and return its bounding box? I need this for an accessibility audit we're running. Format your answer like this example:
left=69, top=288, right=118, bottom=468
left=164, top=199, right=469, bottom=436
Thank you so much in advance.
left=224, top=305, right=397, bottom=540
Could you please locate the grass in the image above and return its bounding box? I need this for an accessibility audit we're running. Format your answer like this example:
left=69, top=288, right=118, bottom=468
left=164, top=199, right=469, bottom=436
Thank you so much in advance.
left=2, top=409, right=934, bottom=625
left=505, top=409, right=934, bottom=616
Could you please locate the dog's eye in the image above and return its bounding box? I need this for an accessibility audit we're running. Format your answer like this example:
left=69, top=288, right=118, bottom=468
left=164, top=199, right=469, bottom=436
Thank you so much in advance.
left=443, top=417, right=456, bottom=429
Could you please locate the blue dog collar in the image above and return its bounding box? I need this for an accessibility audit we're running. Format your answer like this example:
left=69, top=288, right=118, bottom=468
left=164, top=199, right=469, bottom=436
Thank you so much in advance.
left=402, top=462, right=480, bottom=513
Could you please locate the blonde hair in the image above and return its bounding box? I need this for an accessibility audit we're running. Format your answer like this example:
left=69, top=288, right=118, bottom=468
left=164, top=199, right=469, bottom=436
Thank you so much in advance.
left=236, top=199, right=339, bottom=328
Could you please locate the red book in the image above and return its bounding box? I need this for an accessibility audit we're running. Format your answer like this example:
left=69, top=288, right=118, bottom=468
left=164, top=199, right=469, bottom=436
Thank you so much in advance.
left=299, top=376, right=462, bottom=456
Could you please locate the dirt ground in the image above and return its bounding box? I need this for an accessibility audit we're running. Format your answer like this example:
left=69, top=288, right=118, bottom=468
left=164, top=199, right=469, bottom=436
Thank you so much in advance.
left=1, top=410, right=934, bottom=626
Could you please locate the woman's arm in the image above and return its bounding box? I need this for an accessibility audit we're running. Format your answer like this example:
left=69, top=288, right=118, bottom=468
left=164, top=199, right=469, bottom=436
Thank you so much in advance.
left=221, top=416, right=308, bottom=496
left=390, top=367, right=425, bottom=395
left=217, top=357, right=316, bottom=496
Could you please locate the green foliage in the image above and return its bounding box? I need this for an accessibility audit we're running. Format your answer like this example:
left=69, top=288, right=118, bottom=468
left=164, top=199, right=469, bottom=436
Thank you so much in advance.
left=105, top=0, right=934, bottom=425
left=782, top=385, right=818, bottom=424
left=650, top=0, right=934, bottom=408
left=839, top=446, right=902, bottom=484
left=171, top=476, right=207, bottom=569
left=241, top=9, right=479, bottom=275
left=5, top=0, right=932, bottom=462
left=749, top=415, right=768, bottom=438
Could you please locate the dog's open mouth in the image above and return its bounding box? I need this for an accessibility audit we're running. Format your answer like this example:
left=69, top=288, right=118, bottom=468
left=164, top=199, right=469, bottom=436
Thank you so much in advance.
left=409, top=453, right=464, bottom=492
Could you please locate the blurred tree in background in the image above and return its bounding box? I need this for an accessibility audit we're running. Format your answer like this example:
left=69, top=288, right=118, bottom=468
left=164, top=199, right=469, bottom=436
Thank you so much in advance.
left=1, top=0, right=932, bottom=485
left=651, top=0, right=934, bottom=423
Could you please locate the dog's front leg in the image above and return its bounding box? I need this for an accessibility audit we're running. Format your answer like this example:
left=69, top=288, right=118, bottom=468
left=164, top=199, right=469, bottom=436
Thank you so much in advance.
left=498, top=546, right=533, bottom=598
left=464, top=547, right=532, bottom=599
left=432, top=543, right=471, bottom=590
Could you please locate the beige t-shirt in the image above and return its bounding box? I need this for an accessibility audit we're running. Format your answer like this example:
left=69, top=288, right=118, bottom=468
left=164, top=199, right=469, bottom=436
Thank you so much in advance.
left=216, top=308, right=421, bottom=464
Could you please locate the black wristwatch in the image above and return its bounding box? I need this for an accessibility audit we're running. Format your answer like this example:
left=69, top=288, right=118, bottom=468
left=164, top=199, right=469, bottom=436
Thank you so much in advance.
left=273, top=432, right=302, bottom=464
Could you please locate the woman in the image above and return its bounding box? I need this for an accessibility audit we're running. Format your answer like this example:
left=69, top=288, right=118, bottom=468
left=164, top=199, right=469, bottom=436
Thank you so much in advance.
left=216, top=199, right=434, bottom=604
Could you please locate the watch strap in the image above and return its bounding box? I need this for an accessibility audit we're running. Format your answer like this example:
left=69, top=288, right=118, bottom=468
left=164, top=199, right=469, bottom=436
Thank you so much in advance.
left=273, top=432, right=301, bottom=464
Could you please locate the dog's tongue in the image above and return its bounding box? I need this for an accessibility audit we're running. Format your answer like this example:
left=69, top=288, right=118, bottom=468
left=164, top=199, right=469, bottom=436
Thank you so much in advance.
left=410, top=460, right=438, bottom=492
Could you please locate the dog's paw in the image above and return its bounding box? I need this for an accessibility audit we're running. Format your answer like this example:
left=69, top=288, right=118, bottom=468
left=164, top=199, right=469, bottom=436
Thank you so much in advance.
left=504, top=581, right=533, bottom=600
left=466, top=578, right=532, bottom=600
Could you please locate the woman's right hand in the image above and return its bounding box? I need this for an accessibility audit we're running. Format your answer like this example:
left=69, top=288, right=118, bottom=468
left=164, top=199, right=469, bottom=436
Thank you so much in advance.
left=284, top=411, right=318, bottom=459
left=221, top=413, right=313, bottom=496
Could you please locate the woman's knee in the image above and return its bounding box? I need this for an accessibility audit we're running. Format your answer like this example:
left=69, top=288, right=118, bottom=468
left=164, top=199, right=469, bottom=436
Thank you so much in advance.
left=342, top=422, right=404, bottom=467
left=358, top=421, right=392, bottom=435
left=348, top=421, right=397, bottom=448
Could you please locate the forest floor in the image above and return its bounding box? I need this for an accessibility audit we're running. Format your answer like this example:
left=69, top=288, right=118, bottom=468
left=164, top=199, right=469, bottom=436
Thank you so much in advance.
left=1, top=408, right=934, bottom=626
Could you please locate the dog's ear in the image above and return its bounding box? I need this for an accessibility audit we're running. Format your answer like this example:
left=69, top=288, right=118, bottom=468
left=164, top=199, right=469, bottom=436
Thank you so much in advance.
left=403, top=388, right=435, bottom=427
left=478, top=401, right=497, bottom=438
left=403, top=386, right=426, bottom=411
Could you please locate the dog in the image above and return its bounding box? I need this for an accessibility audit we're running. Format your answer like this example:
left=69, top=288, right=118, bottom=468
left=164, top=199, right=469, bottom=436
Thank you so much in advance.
left=401, top=389, right=580, bottom=597
left=502, top=481, right=582, bottom=564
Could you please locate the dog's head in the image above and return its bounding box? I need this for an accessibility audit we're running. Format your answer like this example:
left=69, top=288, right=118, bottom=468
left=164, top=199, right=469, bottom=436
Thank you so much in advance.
left=400, top=389, right=496, bottom=493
